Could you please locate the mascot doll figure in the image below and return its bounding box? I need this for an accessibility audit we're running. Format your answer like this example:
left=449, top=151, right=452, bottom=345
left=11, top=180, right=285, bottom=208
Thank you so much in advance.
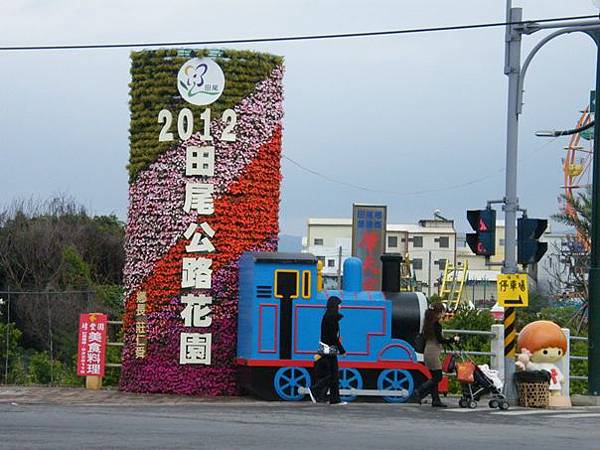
left=515, top=320, right=570, bottom=407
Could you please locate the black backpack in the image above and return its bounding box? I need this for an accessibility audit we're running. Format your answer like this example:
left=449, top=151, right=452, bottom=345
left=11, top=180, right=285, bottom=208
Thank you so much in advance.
left=414, top=333, right=425, bottom=353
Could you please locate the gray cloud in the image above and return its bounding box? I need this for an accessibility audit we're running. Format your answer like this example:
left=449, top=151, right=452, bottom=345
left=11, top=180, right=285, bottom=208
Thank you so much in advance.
left=0, top=0, right=597, bottom=236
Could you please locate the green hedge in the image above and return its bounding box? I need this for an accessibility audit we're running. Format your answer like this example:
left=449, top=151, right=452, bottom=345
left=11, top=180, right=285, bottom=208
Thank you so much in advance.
left=128, top=49, right=283, bottom=182
left=442, top=304, right=589, bottom=395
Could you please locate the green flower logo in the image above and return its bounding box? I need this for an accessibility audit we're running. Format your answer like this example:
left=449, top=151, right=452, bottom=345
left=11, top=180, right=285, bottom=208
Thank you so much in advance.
left=177, top=58, right=225, bottom=106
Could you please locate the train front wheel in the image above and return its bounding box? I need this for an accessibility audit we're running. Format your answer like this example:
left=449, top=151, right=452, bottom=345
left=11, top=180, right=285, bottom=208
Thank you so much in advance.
left=273, top=367, right=311, bottom=401
left=377, top=369, right=414, bottom=403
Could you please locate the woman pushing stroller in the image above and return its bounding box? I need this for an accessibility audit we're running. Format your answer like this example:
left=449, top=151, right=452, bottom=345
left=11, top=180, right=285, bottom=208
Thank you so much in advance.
left=412, top=303, right=459, bottom=407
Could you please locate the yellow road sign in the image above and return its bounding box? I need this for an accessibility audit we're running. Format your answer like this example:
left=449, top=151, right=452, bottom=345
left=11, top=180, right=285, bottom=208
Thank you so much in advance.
left=497, top=273, right=528, bottom=307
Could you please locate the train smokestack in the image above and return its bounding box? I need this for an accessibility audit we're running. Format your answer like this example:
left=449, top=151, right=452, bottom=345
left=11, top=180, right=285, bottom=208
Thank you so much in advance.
left=380, top=253, right=403, bottom=293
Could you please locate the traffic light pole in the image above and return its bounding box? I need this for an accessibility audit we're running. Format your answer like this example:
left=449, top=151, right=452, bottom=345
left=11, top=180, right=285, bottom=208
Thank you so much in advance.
left=588, top=32, right=600, bottom=395
left=502, top=0, right=600, bottom=398
left=502, top=4, right=522, bottom=403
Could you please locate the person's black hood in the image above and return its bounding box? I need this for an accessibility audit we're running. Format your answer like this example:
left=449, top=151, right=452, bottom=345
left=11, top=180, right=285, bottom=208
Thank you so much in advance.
left=325, top=296, right=343, bottom=319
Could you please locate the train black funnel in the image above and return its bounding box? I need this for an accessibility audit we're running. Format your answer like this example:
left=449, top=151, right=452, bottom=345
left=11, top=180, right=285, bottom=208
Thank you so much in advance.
left=380, top=253, right=403, bottom=293
left=384, top=292, right=427, bottom=345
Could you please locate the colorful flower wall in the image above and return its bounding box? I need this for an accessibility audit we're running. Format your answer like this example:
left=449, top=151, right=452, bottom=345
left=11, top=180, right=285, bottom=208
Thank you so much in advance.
left=120, top=49, right=284, bottom=395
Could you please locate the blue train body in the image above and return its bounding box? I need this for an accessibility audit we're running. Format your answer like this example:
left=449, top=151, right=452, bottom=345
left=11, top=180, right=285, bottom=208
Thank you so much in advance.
left=236, top=252, right=437, bottom=402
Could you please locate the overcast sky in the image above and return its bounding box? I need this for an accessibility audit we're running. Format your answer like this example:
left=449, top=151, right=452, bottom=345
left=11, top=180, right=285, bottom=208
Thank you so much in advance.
left=1, top=0, right=598, bottom=236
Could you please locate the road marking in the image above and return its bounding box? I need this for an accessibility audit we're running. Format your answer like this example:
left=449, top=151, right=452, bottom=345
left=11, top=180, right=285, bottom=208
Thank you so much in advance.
left=447, top=408, right=593, bottom=416
left=445, top=408, right=480, bottom=412
left=545, top=413, right=600, bottom=419
left=491, top=409, right=574, bottom=416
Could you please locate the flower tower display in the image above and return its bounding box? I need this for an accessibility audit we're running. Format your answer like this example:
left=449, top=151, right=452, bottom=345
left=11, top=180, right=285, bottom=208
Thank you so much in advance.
left=120, top=49, right=284, bottom=395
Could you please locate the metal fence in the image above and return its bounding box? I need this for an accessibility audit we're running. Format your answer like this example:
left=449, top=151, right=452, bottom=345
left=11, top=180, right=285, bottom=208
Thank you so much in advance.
left=0, top=290, right=121, bottom=385
left=569, top=335, right=589, bottom=382
left=443, top=326, right=589, bottom=393
left=1, top=292, right=589, bottom=390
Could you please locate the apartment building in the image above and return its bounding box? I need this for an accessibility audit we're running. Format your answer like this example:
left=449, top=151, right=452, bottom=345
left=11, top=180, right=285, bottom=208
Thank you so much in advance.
left=303, top=216, right=456, bottom=292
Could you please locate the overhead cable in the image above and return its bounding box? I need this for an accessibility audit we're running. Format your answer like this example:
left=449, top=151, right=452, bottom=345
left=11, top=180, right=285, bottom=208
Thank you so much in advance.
left=0, top=15, right=597, bottom=51
left=282, top=137, right=559, bottom=197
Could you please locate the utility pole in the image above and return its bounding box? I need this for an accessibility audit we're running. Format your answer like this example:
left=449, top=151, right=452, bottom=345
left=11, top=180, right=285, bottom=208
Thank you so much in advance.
left=428, top=251, right=432, bottom=297
left=4, top=287, right=10, bottom=384
left=503, top=1, right=522, bottom=403
left=337, top=246, right=342, bottom=290
left=483, top=278, right=487, bottom=306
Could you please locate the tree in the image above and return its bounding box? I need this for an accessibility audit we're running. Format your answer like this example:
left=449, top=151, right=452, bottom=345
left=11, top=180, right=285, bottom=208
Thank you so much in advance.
left=0, top=196, right=125, bottom=291
left=552, top=188, right=592, bottom=249
left=0, top=196, right=125, bottom=362
left=549, top=189, right=591, bottom=331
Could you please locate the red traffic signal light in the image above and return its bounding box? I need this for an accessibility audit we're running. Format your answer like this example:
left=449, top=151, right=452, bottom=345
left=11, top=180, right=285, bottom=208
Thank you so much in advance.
left=466, top=209, right=496, bottom=256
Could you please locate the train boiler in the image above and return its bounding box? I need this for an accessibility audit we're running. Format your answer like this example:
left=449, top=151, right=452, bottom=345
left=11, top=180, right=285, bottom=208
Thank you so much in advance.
left=235, top=252, right=442, bottom=402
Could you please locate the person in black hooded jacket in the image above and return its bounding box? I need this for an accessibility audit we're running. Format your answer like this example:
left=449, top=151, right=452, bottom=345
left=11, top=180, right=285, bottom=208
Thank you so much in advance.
left=309, top=296, right=346, bottom=405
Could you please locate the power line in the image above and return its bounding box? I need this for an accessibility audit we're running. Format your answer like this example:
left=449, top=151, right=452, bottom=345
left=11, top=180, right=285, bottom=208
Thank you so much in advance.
left=282, top=137, right=560, bottom=197
left=0, top=15, right=597, bottom=51
left=282, top=153, right=494, bottom=196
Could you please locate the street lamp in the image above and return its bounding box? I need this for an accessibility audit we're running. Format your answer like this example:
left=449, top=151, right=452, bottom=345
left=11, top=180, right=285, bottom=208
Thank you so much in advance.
left=534, top=120, right=595, bottom=137
left=502, top=0, right=600, bottom=401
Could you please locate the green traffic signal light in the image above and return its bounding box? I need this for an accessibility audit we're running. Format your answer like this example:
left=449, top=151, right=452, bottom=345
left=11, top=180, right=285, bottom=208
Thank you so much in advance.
left=517, top=218, right=548, bottom=265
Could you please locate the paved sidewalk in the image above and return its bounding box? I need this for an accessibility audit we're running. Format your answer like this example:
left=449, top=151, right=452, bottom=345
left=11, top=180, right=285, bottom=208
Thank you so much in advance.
left=3, top=386, right=600, bottom=410
left=0, top=386, right=468, bottom=407
left=0, top=386, right=255, bottom=406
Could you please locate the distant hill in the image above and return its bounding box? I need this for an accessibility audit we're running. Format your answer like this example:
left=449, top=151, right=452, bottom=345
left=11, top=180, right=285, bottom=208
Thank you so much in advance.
left=278, top=234, right=302, bottom=252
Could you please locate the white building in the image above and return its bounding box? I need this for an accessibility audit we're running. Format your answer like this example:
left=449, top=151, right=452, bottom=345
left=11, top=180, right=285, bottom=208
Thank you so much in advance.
left=537, top=230, right=578, bottom=298
left=303, top=216, right=456, bottom=293
left=303, top=215, right=568, bottom=301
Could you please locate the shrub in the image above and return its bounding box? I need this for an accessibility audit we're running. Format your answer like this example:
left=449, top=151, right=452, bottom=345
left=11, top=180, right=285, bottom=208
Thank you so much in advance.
left=27, top=351, right=63, bottom=385
left=0, top=322, right=22, bottom=375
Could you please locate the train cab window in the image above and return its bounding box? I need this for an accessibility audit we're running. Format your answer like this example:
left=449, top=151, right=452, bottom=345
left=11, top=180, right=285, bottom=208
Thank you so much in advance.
left=302, top=270, right=311, bottom=298
left=274, top=270, right=299, bottom=299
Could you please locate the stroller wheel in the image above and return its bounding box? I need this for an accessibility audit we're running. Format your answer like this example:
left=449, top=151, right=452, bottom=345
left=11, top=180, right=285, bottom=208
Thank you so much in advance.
left=467, top=400, right=478, bottom=409
left=458, top=398, right=468, bottom=408
left=499, top=400, right=510, bottom=410
left=489, top=399, right=499, bottom=409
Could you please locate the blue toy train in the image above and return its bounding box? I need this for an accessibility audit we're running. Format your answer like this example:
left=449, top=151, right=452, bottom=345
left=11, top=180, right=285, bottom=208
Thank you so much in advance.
left=235, top=252, right=445, bottom=402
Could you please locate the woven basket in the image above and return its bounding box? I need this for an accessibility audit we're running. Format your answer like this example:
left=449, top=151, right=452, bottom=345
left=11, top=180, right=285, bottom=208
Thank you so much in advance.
left=517, top=382, right=550, bottom=408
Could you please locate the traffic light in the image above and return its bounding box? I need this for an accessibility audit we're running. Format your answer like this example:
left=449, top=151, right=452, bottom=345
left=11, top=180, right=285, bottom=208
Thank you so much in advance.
left=517, top=218, right=548, bottom=265
left=466, top=209, right=496, bottom=256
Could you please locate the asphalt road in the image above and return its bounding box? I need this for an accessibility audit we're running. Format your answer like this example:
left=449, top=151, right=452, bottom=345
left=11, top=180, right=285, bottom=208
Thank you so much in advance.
left=1, top=401, right=600, bottom=450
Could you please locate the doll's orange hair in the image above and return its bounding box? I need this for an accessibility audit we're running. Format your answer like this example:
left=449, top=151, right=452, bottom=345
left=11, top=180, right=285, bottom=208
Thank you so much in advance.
left=517, top=320, right=567, bottom=353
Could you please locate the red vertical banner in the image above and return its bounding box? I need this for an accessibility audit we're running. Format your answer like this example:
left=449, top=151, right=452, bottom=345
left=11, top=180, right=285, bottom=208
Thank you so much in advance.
left=77, top=313, right=108, bottom=377
left=351, top=204, right=387, bottom=290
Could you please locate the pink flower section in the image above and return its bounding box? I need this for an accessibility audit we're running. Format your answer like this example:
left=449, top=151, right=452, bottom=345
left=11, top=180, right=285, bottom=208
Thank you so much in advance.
left=120, top=238, right=277, bottom=395
left=123, top=67, right=284, bottom=298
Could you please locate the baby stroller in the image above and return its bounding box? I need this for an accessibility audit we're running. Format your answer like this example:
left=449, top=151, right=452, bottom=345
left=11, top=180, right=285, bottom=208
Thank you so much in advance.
left=443, top=348, right=509, bottom=410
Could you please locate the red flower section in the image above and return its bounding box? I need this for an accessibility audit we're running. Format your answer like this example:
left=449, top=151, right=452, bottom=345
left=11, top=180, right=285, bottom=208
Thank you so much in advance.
left=121, top=127, right=282, bottom=395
